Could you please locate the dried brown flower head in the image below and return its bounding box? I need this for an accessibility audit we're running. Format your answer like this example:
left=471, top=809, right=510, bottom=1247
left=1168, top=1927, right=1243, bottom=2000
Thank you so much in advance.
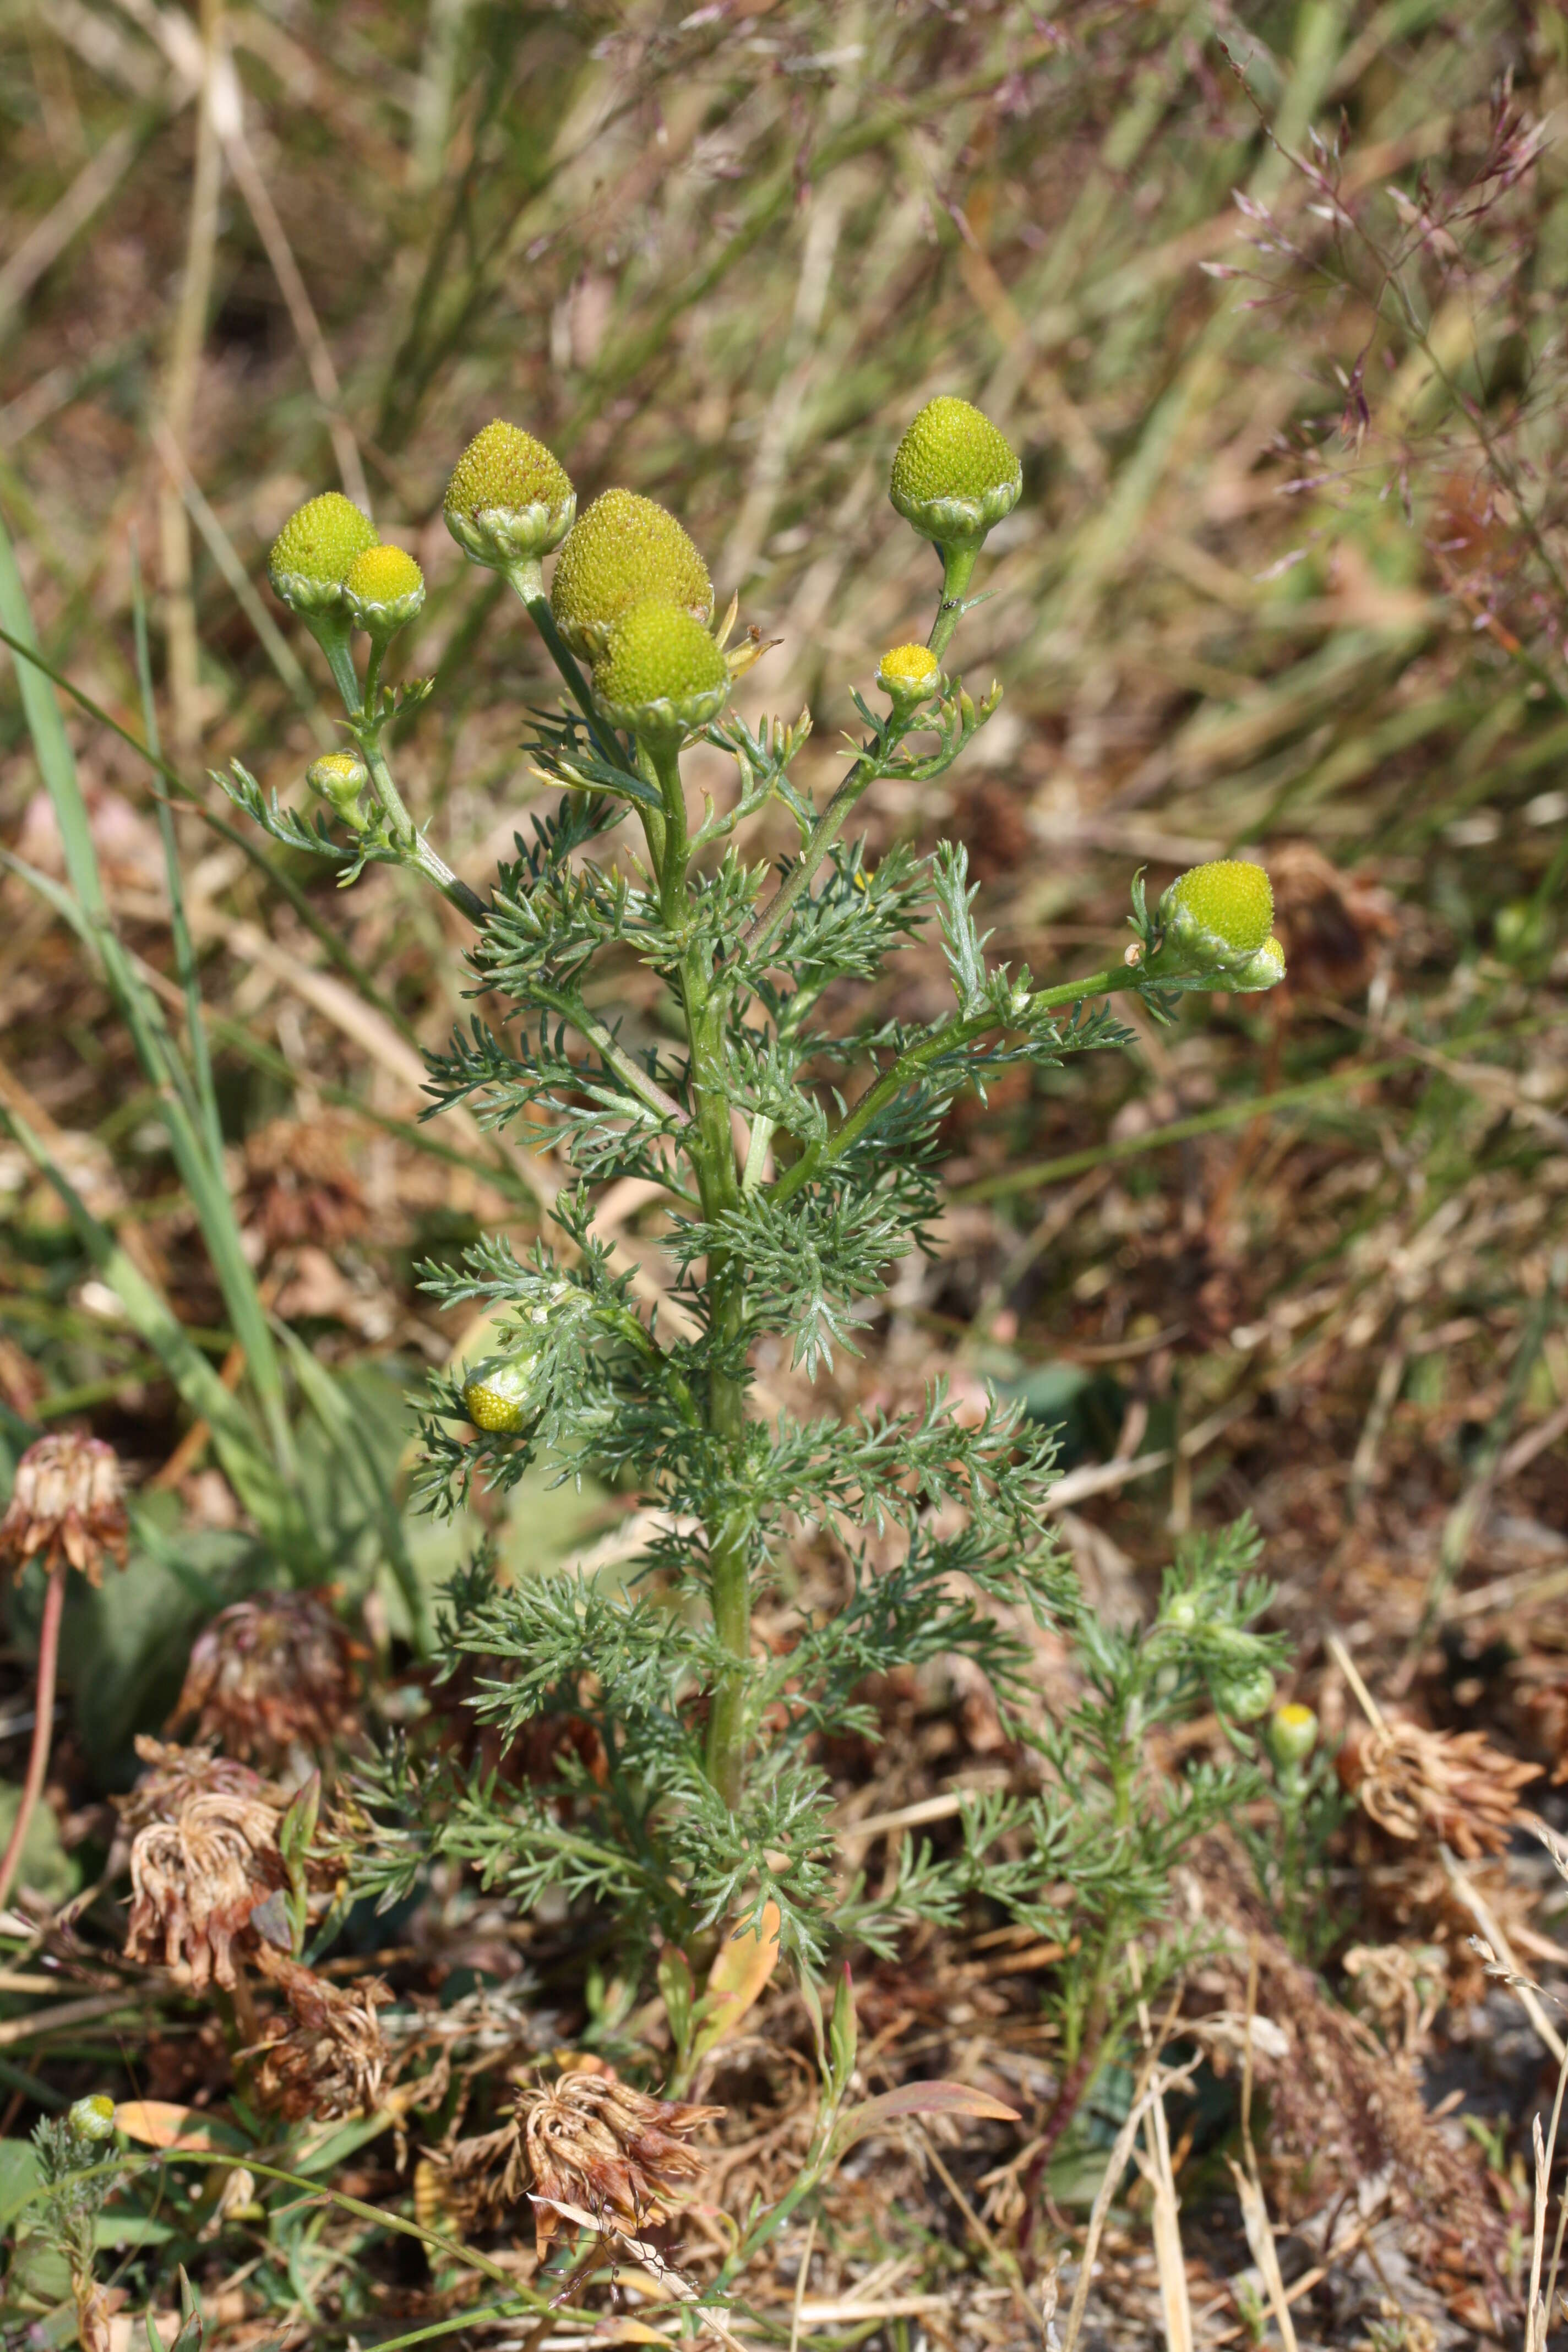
left=435, top=2065, right=722, bottom=2256
left=123, top=1743, right=286, bottom=1989
left=0, top=1433, right=128, bottom=1586
left=1338, top=1719, right=1540, bottom=1859
left=171, top=1589, right=360, bottom=1767
left=252, top=1945, right=389, bottom=2121
left=239, top=1114, right=368, bottom=1254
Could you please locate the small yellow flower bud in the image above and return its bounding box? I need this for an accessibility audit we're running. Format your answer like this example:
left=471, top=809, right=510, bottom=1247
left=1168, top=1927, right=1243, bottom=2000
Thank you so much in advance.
left=550, top=490, right=712, bottom=661
left=1267, top=1702, right=1319, bottom=1770
left=593, top=601, right=729, bottom=740
left=875, top=644, right=944, bottom=707
left=268, top=493, right=378, bottom=615
left=69, top=2094, right=117, bottom=2142
left=444, top=421, right=576, bottom=571
left=307, top=749, right=369, bottom=821
left=1227, top=934, right=1287, bottom=994
left=462, top=1354, right=538, bottom=1435
left=889, top=396, right=1022, bottom=548
left=1162, top=859, right=1275, bottom=963
left=344, top=543, right=426, bottom=641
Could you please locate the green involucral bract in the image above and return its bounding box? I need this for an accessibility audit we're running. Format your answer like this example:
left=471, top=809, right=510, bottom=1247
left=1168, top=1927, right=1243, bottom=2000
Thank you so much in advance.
left=549, top=488, right=712, bottom=660
left=444, top=420, right=576, bottom=571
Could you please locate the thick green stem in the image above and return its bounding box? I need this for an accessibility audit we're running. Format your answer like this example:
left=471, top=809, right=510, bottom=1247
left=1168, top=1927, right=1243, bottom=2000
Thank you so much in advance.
left=303, top=608, right=361, bottom=713
left=925, top=538, right=978, bottom=662
left=645, top=733, right=753, bottom=1814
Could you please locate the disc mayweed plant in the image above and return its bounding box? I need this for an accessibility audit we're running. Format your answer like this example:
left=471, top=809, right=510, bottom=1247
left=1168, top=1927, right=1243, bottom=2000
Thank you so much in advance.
left=227, top=395, right=1289, bottom=2089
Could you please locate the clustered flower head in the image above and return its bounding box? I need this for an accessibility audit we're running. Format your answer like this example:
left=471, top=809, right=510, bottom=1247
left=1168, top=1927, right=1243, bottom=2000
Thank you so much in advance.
left=267, top=492, right=422, bottom=654
left=876, top=643, right=944, bottom=709
left=889, top=394, right=1022, bottom=550
left=344, top=542, right=426, bottom=642
left=0, top=1432, right=128, bottom=1587
left=1338, top=1718, right=1541, bottom=1859
left=268, top=493, right=379, bottom=615
left=433, top=2064, right=722, bottom=2257
left=171, top=1589, right=360, bottom=1770
left=1156, top=858, right=1285, bottom=990
left=444, top=420, right=576, bottom=571
left=251, top=1944, right=389, bottom=2121
left=549, top=488, right=712, bottom=661
left=592, top=600, right=730, bottom=741
left=122, top=1740, right=288, bottom=1989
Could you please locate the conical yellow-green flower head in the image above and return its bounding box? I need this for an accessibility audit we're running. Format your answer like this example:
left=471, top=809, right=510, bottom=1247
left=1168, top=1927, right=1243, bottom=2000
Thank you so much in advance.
left=344, top=543, right=425, bottom=637
left=551, top=489, right=712, bottom=660
left=594, top=601, right=729, bottom=738
left=268, top=493, right=378, bottom=613
left=1164, top=859, right=1275, bottom=959
left=876, top=643, right=944, bottom=705
left=889, top=396, right=1022, bottom=547
left=444, top=421, right=575, bottom=569
left=306, top=749, right=368, bottom=820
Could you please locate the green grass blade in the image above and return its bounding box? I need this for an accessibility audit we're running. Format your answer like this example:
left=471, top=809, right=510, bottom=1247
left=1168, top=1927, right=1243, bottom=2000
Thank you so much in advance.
left=0, top=1101, right=319, bottom=1569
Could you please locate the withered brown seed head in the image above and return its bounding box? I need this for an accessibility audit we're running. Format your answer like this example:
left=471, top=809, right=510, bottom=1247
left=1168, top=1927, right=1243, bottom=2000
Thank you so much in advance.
left=434, top=2066, right=722, bottom=2256
left=171, top=1589, right=360, bottom=1768
left=122, top=1740, right=287, bottom=1990
left=252, top=1945, right=389, bottom=2121
left=1338, top=1720, right=1540, bottom=1860
left=239, top=1114, right=368, bottom=1254
left=0, top=1432, right=128, bottom=1587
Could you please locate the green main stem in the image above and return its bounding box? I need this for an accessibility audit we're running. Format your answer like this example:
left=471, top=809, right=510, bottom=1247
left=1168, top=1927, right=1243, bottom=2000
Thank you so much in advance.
left=648, top=736, right=752, bottom=1812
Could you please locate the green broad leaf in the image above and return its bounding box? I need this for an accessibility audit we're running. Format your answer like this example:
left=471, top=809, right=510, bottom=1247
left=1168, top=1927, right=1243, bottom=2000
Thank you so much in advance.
left=0, top=2137, right=43, bottom=2231
left=0, top=1784, right=77, bottom=1908
left=94, top=2213, right=176, bottom=2250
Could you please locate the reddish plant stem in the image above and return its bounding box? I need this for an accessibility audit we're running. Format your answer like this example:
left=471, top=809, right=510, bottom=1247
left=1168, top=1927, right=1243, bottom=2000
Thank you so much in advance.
left=0, top=1560, right=67, bottom=1915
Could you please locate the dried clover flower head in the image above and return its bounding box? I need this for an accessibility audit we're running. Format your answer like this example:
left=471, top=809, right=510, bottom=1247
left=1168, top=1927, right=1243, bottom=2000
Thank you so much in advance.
left=171, top=1590, right=360, bottom=1769
left=875, top=643, right=944, bottom=707
left=268, top=493, right=378, bottom=616
left=1161, top=859, right=1275, bottom=963
left=549, top=489, right=712, bottom=661
left=252, top=1945, right=389, bottom=2121
left=0, top=1433, right=128, bottom=1587
left=461, top=1352, right=540, bottom=1435
left=118, top=1734, right=278, bottom=1834
left=124, top=1757, right=286, bottom=1989
left=592, top=601, right=729, bottom=740
left=435, top=2065, right=722, bottom=2257
left=889, top=395, right=1022, bottom=548
left=343, top=543, right=425, bottom=639
left=444, top=420, right=576, bottom=570
left=1338, top=1719, right=1540, bottom=1860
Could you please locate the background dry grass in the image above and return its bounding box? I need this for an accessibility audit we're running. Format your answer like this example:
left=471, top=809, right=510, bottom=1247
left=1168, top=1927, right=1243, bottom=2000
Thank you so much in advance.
left=3, top=1, right=1568, bottom=2345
